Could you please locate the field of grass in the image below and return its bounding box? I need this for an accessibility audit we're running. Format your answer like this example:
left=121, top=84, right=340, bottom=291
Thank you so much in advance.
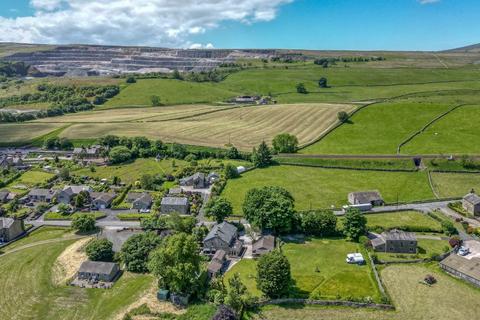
left=430, top=172, right=480, bottom=198
left=226, top=238, right=381, bottom=301
left=103, top=79, right=239, bottom=107
left=59, top=103, right=354, bottom=150
left=0, top=227, right=153, bottom=320
left=402, top=105, right=480, bottom=155
left=253, top=264, right=480, bottom=320
left=363, top=211, right=443, bottom=232
left=0, top=122, right=64, bottom=144
left=275, top=157, right=416, bottom=170
left=6, top=170, right=55, bottom=193
left=301, top=101, right=454, bottom=155
left=222, top=165, right=434, bottom=213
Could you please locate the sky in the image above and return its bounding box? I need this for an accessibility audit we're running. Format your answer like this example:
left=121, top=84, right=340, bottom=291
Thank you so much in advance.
left=0, top=0, right=478, bottom=51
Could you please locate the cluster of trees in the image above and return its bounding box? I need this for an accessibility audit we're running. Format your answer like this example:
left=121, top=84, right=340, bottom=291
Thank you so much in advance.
left=43, top=136, right=74, bottom=150
left=314, top=56, right=385, bottom=67
left=0, top=84, right=120, bottom=123
left=121, top=68, right=235, bottom=83
left=98, top=135, right=249, bottom=164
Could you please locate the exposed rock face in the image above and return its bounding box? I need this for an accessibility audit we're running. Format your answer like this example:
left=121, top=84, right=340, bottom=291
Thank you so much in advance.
left=2, top=45, right=274, bottom=77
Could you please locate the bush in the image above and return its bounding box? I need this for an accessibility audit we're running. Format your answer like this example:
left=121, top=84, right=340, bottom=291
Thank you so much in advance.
left=441, top=220, right=458, bottom=236
left=257, top=250, right=291, bottom=298
left=424, top=274, right=437, bottom=285
left=72, top=214, right=96, bottom=233
left=86, top=239, right=114, bottom=261
left=300, top=210, right=337, bottom=236
left=224, top=163, right=240, bottom=179
left=126, top=76, right=136, bottom=83
left=121, top=232, right=162, bottom=273
left=272, top=133, right=298, bottom=154
left=337, top=111, right=349, bottom=123
left=109, top=146, right=132, bottom=164
left=296, top=83, right=308, bottom=94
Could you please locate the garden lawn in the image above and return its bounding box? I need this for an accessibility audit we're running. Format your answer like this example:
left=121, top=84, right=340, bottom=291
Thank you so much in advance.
left=402, top=105, right=480, bottom=155
left=226, top=238, right=381, bottom=301
left=222, top=166, right=434, bottom=214
left=300, top=101, right=454, bottom=155
left=6, top=170, right=55, bottom=193
left=44, top=211, right=106, bottom=220
left=364, top=211, right=443, bottom=233
left=224, top=259, right=261, bottom=297
left=430, top=172, right=480, bottom=198
left=0, top=231, right=153, bottom=320
left=252, top=264, right=480, bottom=320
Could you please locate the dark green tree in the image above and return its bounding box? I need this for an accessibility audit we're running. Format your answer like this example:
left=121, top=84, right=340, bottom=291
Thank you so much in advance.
left=226, top=146, right=240, bottom=159
left=225, top=273, right=251, bottom=317
left=85, top=238, right=114, bottom=261
left=257, top=250, right=291, bottom=298
left=224, top=163, right=240, bottom=179
left=337, top=111, right=349, bottom=123
left=121, top=232, right=162, bottom=273
left=272, top=133, right=298, bottom=153
left=318, top=77, right=328, bottom=88
left=126, top=76, right=136, bottom=83
left=148, top=233, right=201, bottom=295
left=296, top=83, right=308, bottom=94
left=151, top=95, right=161, bottom=106
left=342, top=208, right=367, bottom=241
left=109, top=146, right=132, bottom=164
left=301, top=210, right=337, bottom=236
left=251, top=141, right=272, bottom=168
left=72, top=214, right=96, bottom=233
left=242, top=186, right=295, bottom=233
left=205, top=197, right=233, bottom=223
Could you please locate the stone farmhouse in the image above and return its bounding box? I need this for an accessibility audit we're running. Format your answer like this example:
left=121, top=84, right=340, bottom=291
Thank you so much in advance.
left=126, top=192, right=153, bottom=210
left=252, top=235, right=276, bottom=257
left=73, top=145, right=103, bottom=159
left=57, top=185, right=93, bottom=204
left=440, top=254, right=480, bottom=287
left=0, top=190, right=16, bottom=204
left=348, top=191, right=384, bottom=206
left=161, top=197, right=189, bottom=214
left=0, top=217, right=24, bottom=242
left=371, top=229, right=417, bottom=254
left=203, top=222, right=243, bottom=257
left=462, top=191, right=480, bottom=216
left=27, top=188, right=58, bottom=203
left=75, top=261, right=120, bottom=285
left=207, top=249, right=226, bottom=278
left=180, top=172, right=207, bottom=189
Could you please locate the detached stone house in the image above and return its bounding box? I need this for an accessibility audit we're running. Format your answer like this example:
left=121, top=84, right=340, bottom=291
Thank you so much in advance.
left=77, top=261, right=120, bottom=282
left=371, top=229, right=417, bottom=254
left=348, top=191, right=384, bottom=206
left=252, top=235, right=276, bottom=257
left=0, top=190, right=14, bottom=204
left=203, top=222, right=243, bottom=257
left=440, top=254, right=480, bottom=287
left=160, top=197, right=189, bottom=214
left=57, top=185, right=93, bottom=204
left=462, top=191, right=480, bottom=216
left=27, top=188, right=57, bottom=203
left=126, top=192, right=153, bottom=210
left=90, top=192, right=116, bottom=210
left=180, top=172, right=206, bottom=189
left=0, top=217, right=24, bottom=242
left=207, top=249, right=226, bottom=278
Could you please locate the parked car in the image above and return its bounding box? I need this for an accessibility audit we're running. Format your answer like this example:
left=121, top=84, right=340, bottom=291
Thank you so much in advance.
left=140, top=209, right=151, bottom=213
left=458, top=247, right=470, bottom=256
left=346, top=253, right=365, bottom=265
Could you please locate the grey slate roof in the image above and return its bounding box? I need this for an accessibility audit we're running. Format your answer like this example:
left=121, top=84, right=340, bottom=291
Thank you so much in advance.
left=440, top=254, right=480, bottom=281
left=0, top=190, right=9, bottom=201
left=253, top=235, right=275, bottom=252
left=161, top=197, right=188, bottom=206
left=204, top=222, right=238, bottom=245
left=91, top=192, right=116, bottom=203
left=207, top=259, right=223, bottom=274
left=62, top=185, right=92, bottom=196
left=349, top=191, right=383, bottom=204
left=212, top=249, right=226, bottom=262
left=78, top=261, right=118, bottom=275
left=382, top=229, right=416, bottom=241
left=0, top=217, right=15, bottom=229
left=463, top=193, right=480, bottom=205
left=28, top=188, right=57, bottom=198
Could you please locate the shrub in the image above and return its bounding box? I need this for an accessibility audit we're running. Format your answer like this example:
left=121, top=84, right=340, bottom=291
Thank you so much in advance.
left=441, top=220, right=458, bottom=236
left=257, top=250, right=291, bottom=298
left=224, top=163, right=240, bottom=179
left=86, top=239, right=114, bottom=261
left=300, top=210, right=337, bottom=236
left=424, top=275, right=437, bottom=285
left=449, top=236, right=461, bottom=248
left=121, top=232, right=162, bottom=273
left=337, top=111, right=349, bottom=123
left=72, top=214, right=96, bottom=233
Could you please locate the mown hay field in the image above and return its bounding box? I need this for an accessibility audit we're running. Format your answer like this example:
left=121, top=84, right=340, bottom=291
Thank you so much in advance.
left=0, top=122, right=65, bottom=144
left=254, top=264, right=480, bottom=320
left=34, top=104, right=233, bottom=123
left=222, top=165, right=434, bottom=213
left=402, top=105, right=480, bottom=155
left=59, top=103, right=354, bottom=150
left=300, top=101, right=455, bottom=155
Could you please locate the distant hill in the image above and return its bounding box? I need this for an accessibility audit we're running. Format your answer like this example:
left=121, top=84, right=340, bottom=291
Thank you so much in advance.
left=442, top=43, right=480, bottom=53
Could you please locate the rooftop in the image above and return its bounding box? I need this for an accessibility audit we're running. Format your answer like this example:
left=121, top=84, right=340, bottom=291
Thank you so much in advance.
left=349, top=190, right=383, bottom=204
left=204, top=222, right=238, bottom=245
left=382, top=229, right=417, bottom=241
left=440, top=254, right=480, bottom=281
left=463, top=192, right=480, bottom=205
left=161, top=197, right=188, bottom=206
left=78, top=261, right=119, bottom=275
left=0, top=217, right=15, bottom=229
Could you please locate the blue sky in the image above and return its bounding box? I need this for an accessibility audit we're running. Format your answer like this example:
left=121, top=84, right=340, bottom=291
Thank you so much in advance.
left=0, top=0, right=478, bottom=50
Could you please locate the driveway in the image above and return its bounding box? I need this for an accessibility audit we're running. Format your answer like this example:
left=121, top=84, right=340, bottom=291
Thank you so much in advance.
left=334, top=200, right=455, bottom=216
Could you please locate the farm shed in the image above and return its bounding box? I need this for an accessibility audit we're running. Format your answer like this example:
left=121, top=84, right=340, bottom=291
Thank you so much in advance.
left=77, top=261, right=120, bottom=282
left=252, top=235, right=276, bottom=257
left=440, top=254, right=480, bottom=287
left=348, top=190, right=384, bottom=206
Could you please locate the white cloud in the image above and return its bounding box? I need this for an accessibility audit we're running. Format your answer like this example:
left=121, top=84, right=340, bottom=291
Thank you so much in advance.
left=189, top=43, right=215, bottom=49
left=0, top=0, right=293, bottom=47
left=418, top=0, right=441, bottom=4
